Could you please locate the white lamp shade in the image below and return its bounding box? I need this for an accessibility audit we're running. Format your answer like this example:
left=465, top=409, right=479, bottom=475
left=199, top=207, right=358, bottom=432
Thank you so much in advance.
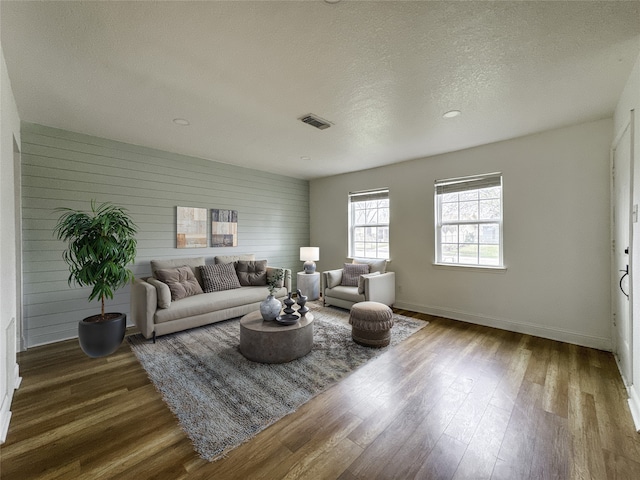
left=300, top=247, right=319, bottom=261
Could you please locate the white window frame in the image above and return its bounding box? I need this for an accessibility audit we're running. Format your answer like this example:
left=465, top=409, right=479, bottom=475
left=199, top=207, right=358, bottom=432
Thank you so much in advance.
left=434, top=173, right=504, bottom=268
left=348, top=188, right=390, bottom=260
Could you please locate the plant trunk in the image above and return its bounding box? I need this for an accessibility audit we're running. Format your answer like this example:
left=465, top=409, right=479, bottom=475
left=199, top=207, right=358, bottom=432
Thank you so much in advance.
left=101, top=295, right=105, bottom=319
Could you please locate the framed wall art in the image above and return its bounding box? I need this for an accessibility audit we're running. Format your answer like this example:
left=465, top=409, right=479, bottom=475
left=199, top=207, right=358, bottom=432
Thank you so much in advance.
left=176, top=206, right=208, bottom=248
left=211, top=209, right=238, bottom=247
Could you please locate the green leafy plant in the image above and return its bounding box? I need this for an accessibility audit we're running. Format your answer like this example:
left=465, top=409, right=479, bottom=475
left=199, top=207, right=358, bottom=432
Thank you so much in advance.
left=267, top=268, right=284, bottom=296
left=54, top=200, right=138, bottom=320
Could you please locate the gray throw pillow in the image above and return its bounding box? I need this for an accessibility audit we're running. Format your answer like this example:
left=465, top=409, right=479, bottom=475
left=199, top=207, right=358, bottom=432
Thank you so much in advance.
left=235, top=260, right=268, bottom=286
left=200, top=263, right=242, bottom=293
left=154, top=266, right=203, bottom=301
left=326, top=270, right=343, bottom=289
left=341, top=263, right=370, bottom=287
left=267, top=267, right=285, bottom=289
left=151, top=257, right=205, bottom=288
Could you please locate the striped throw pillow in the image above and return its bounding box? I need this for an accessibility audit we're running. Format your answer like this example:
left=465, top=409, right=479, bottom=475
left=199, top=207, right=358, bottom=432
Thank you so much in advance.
left=341, top=263, right=370, bottom=287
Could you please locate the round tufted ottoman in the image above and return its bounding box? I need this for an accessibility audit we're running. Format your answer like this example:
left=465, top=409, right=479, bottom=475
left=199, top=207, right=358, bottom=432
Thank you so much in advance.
left=349, top=301, right=394, bottom=347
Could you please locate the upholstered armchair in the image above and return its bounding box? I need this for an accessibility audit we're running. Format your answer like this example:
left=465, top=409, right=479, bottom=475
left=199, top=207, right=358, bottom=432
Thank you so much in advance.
left=321, top=258, right=395, bottom=310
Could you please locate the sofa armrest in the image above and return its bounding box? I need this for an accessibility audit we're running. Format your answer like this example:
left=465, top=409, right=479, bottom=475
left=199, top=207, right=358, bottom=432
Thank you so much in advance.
left=363, top=271, right=395, bottom=307
left=321, top=269, right=344, bottom=306
left=267, top=267, right=292, bottom=293
left=130, top=277, right=157, bottom=339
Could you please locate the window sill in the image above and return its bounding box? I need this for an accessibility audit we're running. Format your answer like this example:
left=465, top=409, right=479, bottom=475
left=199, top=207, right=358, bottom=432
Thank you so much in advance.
left=432, top=263, right=507, bottom=273
left=348, top=257, right=391, bottom=263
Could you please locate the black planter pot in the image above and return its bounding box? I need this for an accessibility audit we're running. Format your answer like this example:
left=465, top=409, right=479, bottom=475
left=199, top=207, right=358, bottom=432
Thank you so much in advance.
left=78, top=313, right=127, bottom=358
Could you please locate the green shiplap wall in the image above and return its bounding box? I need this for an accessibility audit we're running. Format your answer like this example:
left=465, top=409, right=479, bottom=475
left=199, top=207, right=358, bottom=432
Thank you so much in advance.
left=21, top=123, right=309, bottom=347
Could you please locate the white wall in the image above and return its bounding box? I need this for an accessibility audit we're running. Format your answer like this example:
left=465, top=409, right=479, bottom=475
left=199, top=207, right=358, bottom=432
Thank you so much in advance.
left=615, top=51, right=640, bottom=430
left=311, top=119, right=612, bottom=350
left=20, top=123, right=309, bottom=347
left=0, top=44, right=21, bottom=443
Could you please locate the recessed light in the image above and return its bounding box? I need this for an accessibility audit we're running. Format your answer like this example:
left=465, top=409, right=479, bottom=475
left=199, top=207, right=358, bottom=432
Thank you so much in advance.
left=324, top=0, right=341, bottom=4
left=173, top=118, right=190, bottom=126
left=443, top=110, right=461, bottom=119
left=300, top=156, right=311, bottom=161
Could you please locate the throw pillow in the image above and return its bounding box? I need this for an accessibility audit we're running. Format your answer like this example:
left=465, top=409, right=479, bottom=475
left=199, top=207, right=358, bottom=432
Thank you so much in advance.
left=326, top=270, right=343, bottom=289
left=235, top=260, right=268, bottom=286
left=200, top=263, right=242, bottom=293
left=154, top=266, right=203, bottom=301
left=352, top=257, right=387, bottom=274
left=267, top=267, right=285, bottom=289
left=214, top=254, right=256, bottom=265
left=341, top=263, right=370, bottom=287
left=358, top=271, right=381, bottom=294
left=147, top=277, right=172, bottom=308
left=151, top=257, right=205, bottom=289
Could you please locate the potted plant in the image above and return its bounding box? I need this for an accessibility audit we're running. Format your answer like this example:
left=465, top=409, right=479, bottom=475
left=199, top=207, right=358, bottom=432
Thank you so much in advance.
left=54, top=200, right=138, bottom=357
left=260, top=268, right=284, bottom=321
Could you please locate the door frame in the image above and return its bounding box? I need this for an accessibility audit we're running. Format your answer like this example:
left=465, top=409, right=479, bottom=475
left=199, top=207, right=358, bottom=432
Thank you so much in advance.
left=611, top=112, right=635, bottom=387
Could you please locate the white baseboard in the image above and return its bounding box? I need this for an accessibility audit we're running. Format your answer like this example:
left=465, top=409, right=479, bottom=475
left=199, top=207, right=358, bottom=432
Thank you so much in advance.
left=627, top=385, right=640, bottom=432
left=0, top=363, right=22, bottom=444
left=0, top=408, right=12, bottom=444
left=394, top=301, right=612, bottom=351
left=606, top=340, right=640, bottom=433
left=14, top=363, right=22, bottom=390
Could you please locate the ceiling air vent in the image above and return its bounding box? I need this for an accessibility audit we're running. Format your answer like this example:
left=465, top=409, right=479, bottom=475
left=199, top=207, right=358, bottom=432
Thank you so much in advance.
left=299, top=114, right=332, bottom=130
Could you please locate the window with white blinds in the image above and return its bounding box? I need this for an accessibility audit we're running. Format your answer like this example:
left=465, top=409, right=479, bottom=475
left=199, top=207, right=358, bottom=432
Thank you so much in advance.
left=349, top=188, right=390, bottom=259
left=435, top=173, right=503, bottom=267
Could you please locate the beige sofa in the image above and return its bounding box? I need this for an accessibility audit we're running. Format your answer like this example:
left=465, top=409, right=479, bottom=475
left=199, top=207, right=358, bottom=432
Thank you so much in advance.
left=322, top=258, right=395, bottom=310
left=131, top=255, right=291, bottom=341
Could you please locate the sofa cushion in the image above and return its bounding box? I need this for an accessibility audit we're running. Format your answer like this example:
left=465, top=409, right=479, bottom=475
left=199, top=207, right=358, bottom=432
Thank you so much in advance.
left=151, top=257, right=205, bottom=288
left=352, top=257, right=387, bottom=274
left=236, top=260, right=267, bottom=286
left=325, top=285, right=366, bottom=303
left=147, top=277, right=172, bottom=308
left=154, top=285, right=287, bottom=324
left=358, top=271, right=381, bottom=294
left=341, top=263, right=370, bottom=286
left=154, top=266, right=203, bottom=301
left=214, top=254, right=255, bottom=265
left=200, top=263, right=242, bottom=292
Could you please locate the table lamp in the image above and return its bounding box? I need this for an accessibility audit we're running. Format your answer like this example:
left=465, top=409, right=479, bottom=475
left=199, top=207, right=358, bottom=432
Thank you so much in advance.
left=300, top=247, right=320, bottom=274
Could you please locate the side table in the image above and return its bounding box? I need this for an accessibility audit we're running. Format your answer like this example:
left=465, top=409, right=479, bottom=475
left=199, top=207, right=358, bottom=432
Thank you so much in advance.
left=297, top=271, right=320, bottom=300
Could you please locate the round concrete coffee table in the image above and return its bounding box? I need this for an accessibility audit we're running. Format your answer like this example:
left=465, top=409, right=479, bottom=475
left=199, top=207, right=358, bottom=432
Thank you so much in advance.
left=239, top=310, right=314, bottom=363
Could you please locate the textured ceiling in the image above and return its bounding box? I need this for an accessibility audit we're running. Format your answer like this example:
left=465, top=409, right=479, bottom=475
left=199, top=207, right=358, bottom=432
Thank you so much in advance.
left=1, top=1, right=639, bottom=180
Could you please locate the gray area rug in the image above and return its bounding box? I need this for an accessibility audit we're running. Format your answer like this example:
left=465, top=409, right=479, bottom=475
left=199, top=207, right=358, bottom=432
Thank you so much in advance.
left=127, top=304, right=427, bottom=461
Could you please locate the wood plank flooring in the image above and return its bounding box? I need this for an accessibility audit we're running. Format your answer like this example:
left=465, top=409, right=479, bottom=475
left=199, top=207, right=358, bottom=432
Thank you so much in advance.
left=2, top=310, right=640, bottom=479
